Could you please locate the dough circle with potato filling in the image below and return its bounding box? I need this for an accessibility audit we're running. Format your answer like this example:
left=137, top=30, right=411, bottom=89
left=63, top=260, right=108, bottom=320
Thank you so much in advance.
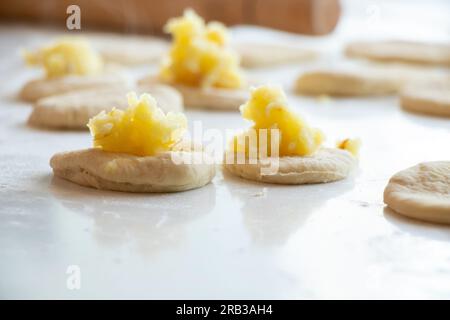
left=224, top=85, right=359, bottom=184
left=50, top=92, right=215, bottom=193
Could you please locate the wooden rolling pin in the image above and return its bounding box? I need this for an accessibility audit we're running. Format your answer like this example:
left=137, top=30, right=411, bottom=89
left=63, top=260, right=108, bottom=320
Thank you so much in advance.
left=0, top=0, right=341, bottom=35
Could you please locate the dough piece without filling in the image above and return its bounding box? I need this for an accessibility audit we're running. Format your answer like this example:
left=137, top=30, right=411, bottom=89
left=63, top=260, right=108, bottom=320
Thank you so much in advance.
left=345, top=40, right=450, bottom=66
left=139, top=76, right=248, bottom=110
left=50, top=148, right=215, bottom=193
left=28, top=84, right=183, bottom=130
left=400, top=83, right=450, bottom=117
left=19, top=73, right=128, bottom=102
left=224, top=148, right=356, bottom=184
left=384, top=162, right=450, bottom=224
left=88, top=33, right=169, bottom=65
left=295, top=69, right=402, bottom=96
left=234, top=42, right=317, bottom=68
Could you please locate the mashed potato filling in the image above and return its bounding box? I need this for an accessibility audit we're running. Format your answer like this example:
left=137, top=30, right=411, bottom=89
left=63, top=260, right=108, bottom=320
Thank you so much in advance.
left=88, top=93, right=187, bottom=156
left=160, top=9, right=244, bottom=89
left=337, top=138, right=361, bottom=157
left=232, top=85, right=325, bottom=157
left=24, top=38, right=103, bottom=78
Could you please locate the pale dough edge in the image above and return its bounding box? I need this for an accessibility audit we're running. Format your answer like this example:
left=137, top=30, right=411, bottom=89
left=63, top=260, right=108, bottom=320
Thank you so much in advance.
left=295, top=71, right=400, bottom=96
left=400, top=93, right=450, bottom=117
left=138, top=76, right=248, bottom=110
left=28, top=84, right=184, bottom=130
left=236, top=44, right=317, bottom=68
left=19, top=74, right=127, bottom=102
left=383, top=162, right=450, bottom=224
left=384, top=185, right=450, bottom=224
left=50, top=148, right=216, bottom=193
left=223, top=148, right=357, bottom=185
left=345, top=41, right=450, bottom=66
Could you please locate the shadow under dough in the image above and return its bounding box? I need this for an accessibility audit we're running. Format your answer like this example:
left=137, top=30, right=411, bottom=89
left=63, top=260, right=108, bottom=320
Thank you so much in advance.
left=49, top=176, right=217, bottom=256
left=383, top=206, right=450, bottom=242
left=223, top=168, right=356, bottom=247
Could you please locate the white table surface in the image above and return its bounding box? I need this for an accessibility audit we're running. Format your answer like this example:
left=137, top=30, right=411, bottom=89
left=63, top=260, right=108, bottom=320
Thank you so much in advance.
left=0, top=0, right=450, bottom=299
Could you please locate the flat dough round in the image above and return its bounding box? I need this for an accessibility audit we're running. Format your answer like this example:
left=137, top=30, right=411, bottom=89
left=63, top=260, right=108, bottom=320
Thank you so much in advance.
left=50, top=148, right=216, bottom=193
left=400, top=83, right=450, bottom=117
left=234, top=42, right=317, bottom=68
left=224, top=148, right=357, bottom=184
left=345, top=40, right=450, bottom=66
left=19, top=72, right=128, bottom=102
left=28, top=84, right=183, bottom=130
left=139, top=76, right=248, bottom=110
left=295, top=69, right=402, bottom=96
left=384, top=162, right=450, bottom=224
left=88, top=33, right=169, bottom=65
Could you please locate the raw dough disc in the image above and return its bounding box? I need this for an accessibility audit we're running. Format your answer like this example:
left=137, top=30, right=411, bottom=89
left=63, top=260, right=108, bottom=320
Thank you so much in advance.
left=139, top=76, right=248, bottom=110
left=400, top=83, right=450, bottom=117
left=345, top=40, right=450, bottom=66
left=234, top=42, right=317, bottom=68
left=224, top=148, right=357, bottom=185
left=50, top=148, right=216, bottom=193
left=295, top=69, right=401, bottom=96
left=28, top=84, right=183, bottom=130
left=88, top=33, right=169, bottom=65
left=19, top=72, right=128, bottom=102
left=384, top=162, right=450, bottom=224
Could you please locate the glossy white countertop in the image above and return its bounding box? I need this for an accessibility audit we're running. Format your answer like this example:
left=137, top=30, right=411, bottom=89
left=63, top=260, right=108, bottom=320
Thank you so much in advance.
left=1, top=1, right=450, bottom=299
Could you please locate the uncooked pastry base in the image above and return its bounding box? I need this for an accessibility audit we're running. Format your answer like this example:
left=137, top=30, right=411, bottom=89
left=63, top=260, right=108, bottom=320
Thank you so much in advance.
left=138, top=76, right=249, bottom=110
left=384, top=161, right=450, bottom=224
left=28, top=84, right=183, bottom=130
left=50, top=148, right=216, bottom=193
left=224, top=148, right=357, bottom=185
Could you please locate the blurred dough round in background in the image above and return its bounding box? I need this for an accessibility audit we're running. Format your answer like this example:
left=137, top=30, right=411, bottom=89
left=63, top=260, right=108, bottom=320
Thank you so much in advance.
left=19, top=70, right=128, bottom=102
left=295, top=69, right=401, bottom=96
left=234, top=42, right=317, bottom=68
left=139, top=76, right=248, bottom=111
left=295, top=62, right=450, bottom=97
left=87, top=33, right=169, bottom=65
left=345, top=40, right=450, bottom=67
left=28, top=84, right=183, bottom=130
left=224, top=148, right=357, bottom=185
left=400, top=82, right=450, bottom=117
left=384, top=162, right=450, bottom=225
